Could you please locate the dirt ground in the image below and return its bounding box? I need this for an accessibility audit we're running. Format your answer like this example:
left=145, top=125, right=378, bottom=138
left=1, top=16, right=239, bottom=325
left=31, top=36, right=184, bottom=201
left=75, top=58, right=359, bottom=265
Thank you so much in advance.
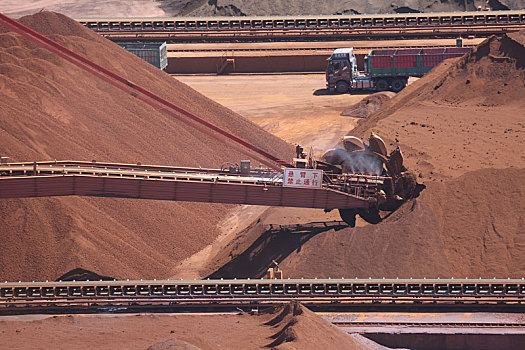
left=0, top=304, right=382, bottom=350
left=0, top=313, right=275, bottom=349
left=176, top=73, right=364, bottom=156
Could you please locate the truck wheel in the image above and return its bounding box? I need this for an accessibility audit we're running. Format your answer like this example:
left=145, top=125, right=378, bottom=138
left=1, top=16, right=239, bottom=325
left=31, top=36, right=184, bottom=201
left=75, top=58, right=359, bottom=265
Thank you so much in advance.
left=375, top=79, right=388, bottom=91
left=335, top=81, right=349, bottom=93
left=391, top=79, right=406, bottom=92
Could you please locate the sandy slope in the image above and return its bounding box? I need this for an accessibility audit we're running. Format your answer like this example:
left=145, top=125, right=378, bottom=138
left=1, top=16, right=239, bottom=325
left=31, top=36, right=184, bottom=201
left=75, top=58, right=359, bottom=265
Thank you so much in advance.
left=0, top=303, right=383, bottom=350
left=351, top=33, right=525, bottom=181
left=0, top=12, right=293, bottom=281
left=175, top=0, right=525, bottom=16
left=4, top=0, right=524, bottom=18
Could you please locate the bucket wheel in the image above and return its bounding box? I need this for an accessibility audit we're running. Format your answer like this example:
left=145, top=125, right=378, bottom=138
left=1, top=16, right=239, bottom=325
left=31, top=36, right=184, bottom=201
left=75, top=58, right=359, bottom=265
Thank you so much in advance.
left=325, top=133, right=419, bottom=227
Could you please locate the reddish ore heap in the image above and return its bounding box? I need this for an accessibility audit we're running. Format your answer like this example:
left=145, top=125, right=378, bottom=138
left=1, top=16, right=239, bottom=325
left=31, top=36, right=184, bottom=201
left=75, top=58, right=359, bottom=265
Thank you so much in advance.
left=0, top=12, right=293, bottom=281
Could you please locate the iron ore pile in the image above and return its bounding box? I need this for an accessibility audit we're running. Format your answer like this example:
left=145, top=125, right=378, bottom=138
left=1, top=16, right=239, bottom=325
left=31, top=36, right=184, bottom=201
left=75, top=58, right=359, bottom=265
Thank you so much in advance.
left=161, top=0, right=522, bottom=16
left=0, top=302, right=377, bottom=349
left=0, top=11, right=293, bottom=281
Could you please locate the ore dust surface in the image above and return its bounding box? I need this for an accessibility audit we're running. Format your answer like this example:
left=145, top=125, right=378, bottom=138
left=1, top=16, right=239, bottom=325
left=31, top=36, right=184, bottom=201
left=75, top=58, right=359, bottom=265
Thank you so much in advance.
left=0, top=11, right=294, bottom=282
left=176, top=73, right=365, bottom=156
left=2, top=9, right=525, bottom=350
left=0, top=303, right=380, bottom=350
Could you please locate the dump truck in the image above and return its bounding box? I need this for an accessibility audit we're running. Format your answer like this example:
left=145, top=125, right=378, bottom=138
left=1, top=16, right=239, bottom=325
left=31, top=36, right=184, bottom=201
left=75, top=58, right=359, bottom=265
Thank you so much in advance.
left=326, top=46, right=471, bottom=93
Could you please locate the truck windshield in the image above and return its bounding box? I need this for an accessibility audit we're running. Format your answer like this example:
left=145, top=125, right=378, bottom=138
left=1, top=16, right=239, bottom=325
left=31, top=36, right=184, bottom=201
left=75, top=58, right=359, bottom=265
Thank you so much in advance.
left=330, top=60, right=346, bottom=71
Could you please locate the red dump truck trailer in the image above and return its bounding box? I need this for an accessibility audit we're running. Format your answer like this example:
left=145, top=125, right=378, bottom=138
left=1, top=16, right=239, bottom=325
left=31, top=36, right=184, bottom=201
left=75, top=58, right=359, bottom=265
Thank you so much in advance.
left=326, top=46, right=471, bottom=93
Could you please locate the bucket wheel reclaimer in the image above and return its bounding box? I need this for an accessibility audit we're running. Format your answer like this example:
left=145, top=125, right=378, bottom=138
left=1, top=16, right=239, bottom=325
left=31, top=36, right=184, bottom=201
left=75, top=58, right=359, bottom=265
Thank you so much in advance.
left=319, top=133, right=418, bottom=226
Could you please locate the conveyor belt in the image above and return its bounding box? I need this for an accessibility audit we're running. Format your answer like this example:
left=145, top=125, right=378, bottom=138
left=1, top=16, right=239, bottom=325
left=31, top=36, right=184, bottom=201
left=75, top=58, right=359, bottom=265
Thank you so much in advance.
left=324, top=312, right=525, bottom=330
left=0, top=161, right=378, bottom=210
left=333, top=321, right=525, bottom=328
left=3, top=278, right=524, bottom=298
left=1, top=279, right=523, bottom=313
left=94, top=24, right=525, bottom=42
left=76, top=11, right=525, bottom=32
left=0, top=161, right=284, bottom=185
left=75, top=11, right=525, bottom=42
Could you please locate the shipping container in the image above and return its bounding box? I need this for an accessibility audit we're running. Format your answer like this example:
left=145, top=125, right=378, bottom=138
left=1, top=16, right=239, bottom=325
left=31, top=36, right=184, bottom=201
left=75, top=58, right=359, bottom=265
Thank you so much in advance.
left=117, top=42, right=168, bottom=70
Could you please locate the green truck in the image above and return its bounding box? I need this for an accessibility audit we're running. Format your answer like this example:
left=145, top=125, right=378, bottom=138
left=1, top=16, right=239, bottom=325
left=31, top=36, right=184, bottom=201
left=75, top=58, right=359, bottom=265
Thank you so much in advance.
left=326, top=46, right=471, bottom=93
left=117, top=42, right=168, bottom=70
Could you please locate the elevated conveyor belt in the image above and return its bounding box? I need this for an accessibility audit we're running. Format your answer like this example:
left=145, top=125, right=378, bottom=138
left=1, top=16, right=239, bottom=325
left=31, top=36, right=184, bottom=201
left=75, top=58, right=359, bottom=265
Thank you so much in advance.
left=0, top=161, right=378, bottom=210
left=74, top=11, right=525, bottom=42
left=93, top=24, right=525, bottom=43
left=3, top=278, right=522, bottom=299
left=1, top=278, right=524, bottom=313
left=76, top=11, right=525, bottom=32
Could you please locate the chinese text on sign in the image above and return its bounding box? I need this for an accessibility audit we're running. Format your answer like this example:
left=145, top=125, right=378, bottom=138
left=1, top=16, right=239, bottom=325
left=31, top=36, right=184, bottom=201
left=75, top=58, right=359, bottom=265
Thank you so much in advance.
left=283, top=168, right=323, bottom=189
